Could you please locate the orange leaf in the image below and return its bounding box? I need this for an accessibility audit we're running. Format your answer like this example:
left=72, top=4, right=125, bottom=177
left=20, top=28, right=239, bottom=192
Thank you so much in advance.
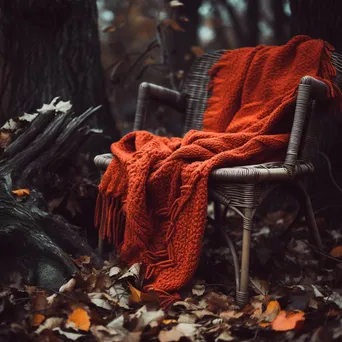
left=259, top=322, right=270, bottom=328
left=259, top=300, right=281, bottom=324
left=66, top=308, right=91, bottom=331
left=162, top=18, right=185, bottom=32
left=12, top=189, right=30, bottom=197
left=128, top=282, right=159, bottom=304
left=272, top=310, right=305, bottom=331
left=330, top=246, right=342, bottom=257
left=32, top=313, right=45, bottom=327
left=191, top=46, right=205, bottom=57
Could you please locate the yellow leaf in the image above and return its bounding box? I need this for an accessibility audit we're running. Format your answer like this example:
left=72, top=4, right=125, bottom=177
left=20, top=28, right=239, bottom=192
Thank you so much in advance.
left=163, top=319, right=177, bottom=324
left=128, top=282, right=159, bottom=304
left=162, top=18, right=185, bottom=32
left=32, top=313, right=45, bottom=327
left=330, top=246, right=342, bottom=257
left=12, top=189, right=30, bottom=197
left=272, top=310, right=305, bottom=331
left=259, top=300, right=281, bottom=324
left=103, top=25, right=117, bottom=33
left=191, top=46, right=205, bottom=57
left=66, top=308, right=91, bottom=331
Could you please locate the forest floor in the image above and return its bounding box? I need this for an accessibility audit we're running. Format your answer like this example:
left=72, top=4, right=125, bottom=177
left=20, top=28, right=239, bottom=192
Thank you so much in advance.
left=1, top=197, right=342, bottom=342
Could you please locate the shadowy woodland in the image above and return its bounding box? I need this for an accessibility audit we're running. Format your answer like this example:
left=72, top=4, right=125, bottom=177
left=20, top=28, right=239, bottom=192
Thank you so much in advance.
left=0, top=0, right=342, bottom=341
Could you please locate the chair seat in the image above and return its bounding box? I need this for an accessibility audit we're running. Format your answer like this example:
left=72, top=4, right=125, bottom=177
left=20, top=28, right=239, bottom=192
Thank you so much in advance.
left=94, top=154, right=314, bottom=184
left=210, top=161, right=314, bottom=183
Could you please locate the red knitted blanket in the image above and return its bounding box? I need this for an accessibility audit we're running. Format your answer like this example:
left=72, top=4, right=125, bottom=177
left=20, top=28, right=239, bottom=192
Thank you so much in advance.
left=95, top=36, right=340, bottom=307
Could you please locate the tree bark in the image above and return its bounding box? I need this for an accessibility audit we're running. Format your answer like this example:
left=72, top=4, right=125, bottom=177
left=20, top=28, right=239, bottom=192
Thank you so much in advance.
left=290, top=0, right=342, bottom=52
left=0, top=105, right=103, bottom=291
left=0, top=0, right=120, bottom=139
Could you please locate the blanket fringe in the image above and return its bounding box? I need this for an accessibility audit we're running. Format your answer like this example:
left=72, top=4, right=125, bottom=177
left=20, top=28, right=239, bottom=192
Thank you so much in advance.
left=95, top=192, right=125, bottom=247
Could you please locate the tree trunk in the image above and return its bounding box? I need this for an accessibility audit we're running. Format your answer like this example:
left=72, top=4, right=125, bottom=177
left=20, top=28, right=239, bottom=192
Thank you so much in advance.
left=0, top=0, right=120, bottom=139
left=245, top=0, right=260, bottom=46
left=0, top=104, right=102, bottom=291
left=271, top=0, right=289, bottom=45
left=164, top=0, right=202, bottom=89
left=290, top=0, right=342, bottom=52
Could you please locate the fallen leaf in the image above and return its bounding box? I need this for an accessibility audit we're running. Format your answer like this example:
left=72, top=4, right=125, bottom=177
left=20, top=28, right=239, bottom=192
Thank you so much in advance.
left=331, top=246, right=342, bottom=257
left=119, top=263, right=140, bottom=280
left=109, top=284, right=130, bottom=309
left=59, top=278, right=76, bottom=293
left=109, top=266, right=121, bottom=277
left=32, top=313, right=45, bottom=327
left=176, top=323, right=198, bottom=338
left=259, top=300, right=281, bottom=323
left=177, top=314, right=196, bottom=324
left=191, top=46, right=205, bottom=57
left=0, top=131, right=12, bottom=149
left=220, top=310, right=244, bottom=321
left=272, top=310, right=305, bottom=331
left=158, top=328, right=183, bottom=342
left=103, top=25, right=117, bottom=33
left=216, top=330, right=234, bottom=341
left=193, top=309, right=217, bottom=319
left=163, top=318, right=178, bottom=324
left=128, top=282, right=159, bottom=304
left=173, top=301, right=199, bottom=311
left=312, top=285, right=324, bottom=298
left=250, top=277, right=269, bottom=296
left=31, top=291, right=47, bottom=327
left=88, top=293, right=113, bottom=310
left=170, top=0, right=184, bottom=7
left=12, top=189, right=30, bottom=197
left=66, top=308, right=91, bottom=331
left=325, top=292, right=342, bottom=309
left=192, top=284, right=205, bottom=296
left=162, top=18, right=185, bottom=32
left=36, top=317, right=64, bottom=334
left=134, top=306, right=165, bottom=329
left=53, top=328, right=85, bottom=340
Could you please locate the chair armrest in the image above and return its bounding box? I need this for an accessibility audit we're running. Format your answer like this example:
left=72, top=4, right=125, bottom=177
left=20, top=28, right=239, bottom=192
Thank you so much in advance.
left=284, top=76, right=329, bottom=174
left=133, top=82, right=187, bottom=131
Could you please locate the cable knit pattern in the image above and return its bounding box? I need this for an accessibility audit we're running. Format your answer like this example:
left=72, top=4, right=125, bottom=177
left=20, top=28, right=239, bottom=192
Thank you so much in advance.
left=95, top=36, right=341, bottom=307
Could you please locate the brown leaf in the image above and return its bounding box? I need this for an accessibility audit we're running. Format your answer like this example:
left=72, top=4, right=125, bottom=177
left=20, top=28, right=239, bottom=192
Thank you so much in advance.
left=66, top=308, right=91, bottom=331
left=103, top=25, right=117, bottom=33
left=271, top=310, right=305, bottom=331
left=0, top=131, right=12, bottom=149
left=12, top=189, right=30, bottom=197
left=162, top=19, right=185, bottom=32
left=330, top=246, right=342, bottom=257
left=250, top=277, right=269, bottom=296
left=191, top=46, right=205, bottom=57
left=128, top=282, right=159, bottom=304
left=205, top=292, right=233, bottom=312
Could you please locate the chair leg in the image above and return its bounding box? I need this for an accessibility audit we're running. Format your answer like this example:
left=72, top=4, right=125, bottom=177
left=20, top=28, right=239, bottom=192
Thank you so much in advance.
left=236, top=207, right=253, bottom=308
left=301, top=188, right=323, bottom=251
left=98, top=236, right=104, bottom=256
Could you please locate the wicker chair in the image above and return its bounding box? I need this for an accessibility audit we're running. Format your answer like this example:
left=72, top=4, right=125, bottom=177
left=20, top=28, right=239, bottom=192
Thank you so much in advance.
left=95, top=50, right=342, bottom=307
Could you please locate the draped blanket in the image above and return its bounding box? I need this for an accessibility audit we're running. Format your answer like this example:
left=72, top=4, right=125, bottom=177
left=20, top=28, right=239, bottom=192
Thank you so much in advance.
left=95, top=36, right=340, bottom=307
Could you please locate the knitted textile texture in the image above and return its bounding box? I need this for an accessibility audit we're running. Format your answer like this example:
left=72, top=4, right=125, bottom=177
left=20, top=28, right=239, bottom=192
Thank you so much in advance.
left=95, top=36, right=341, bottom=307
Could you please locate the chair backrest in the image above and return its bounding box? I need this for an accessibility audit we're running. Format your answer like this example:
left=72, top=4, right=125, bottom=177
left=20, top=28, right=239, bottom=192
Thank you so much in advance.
left=181, top=50, right=225, bottom=135
left=180, top=49, right=342, bottom=162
